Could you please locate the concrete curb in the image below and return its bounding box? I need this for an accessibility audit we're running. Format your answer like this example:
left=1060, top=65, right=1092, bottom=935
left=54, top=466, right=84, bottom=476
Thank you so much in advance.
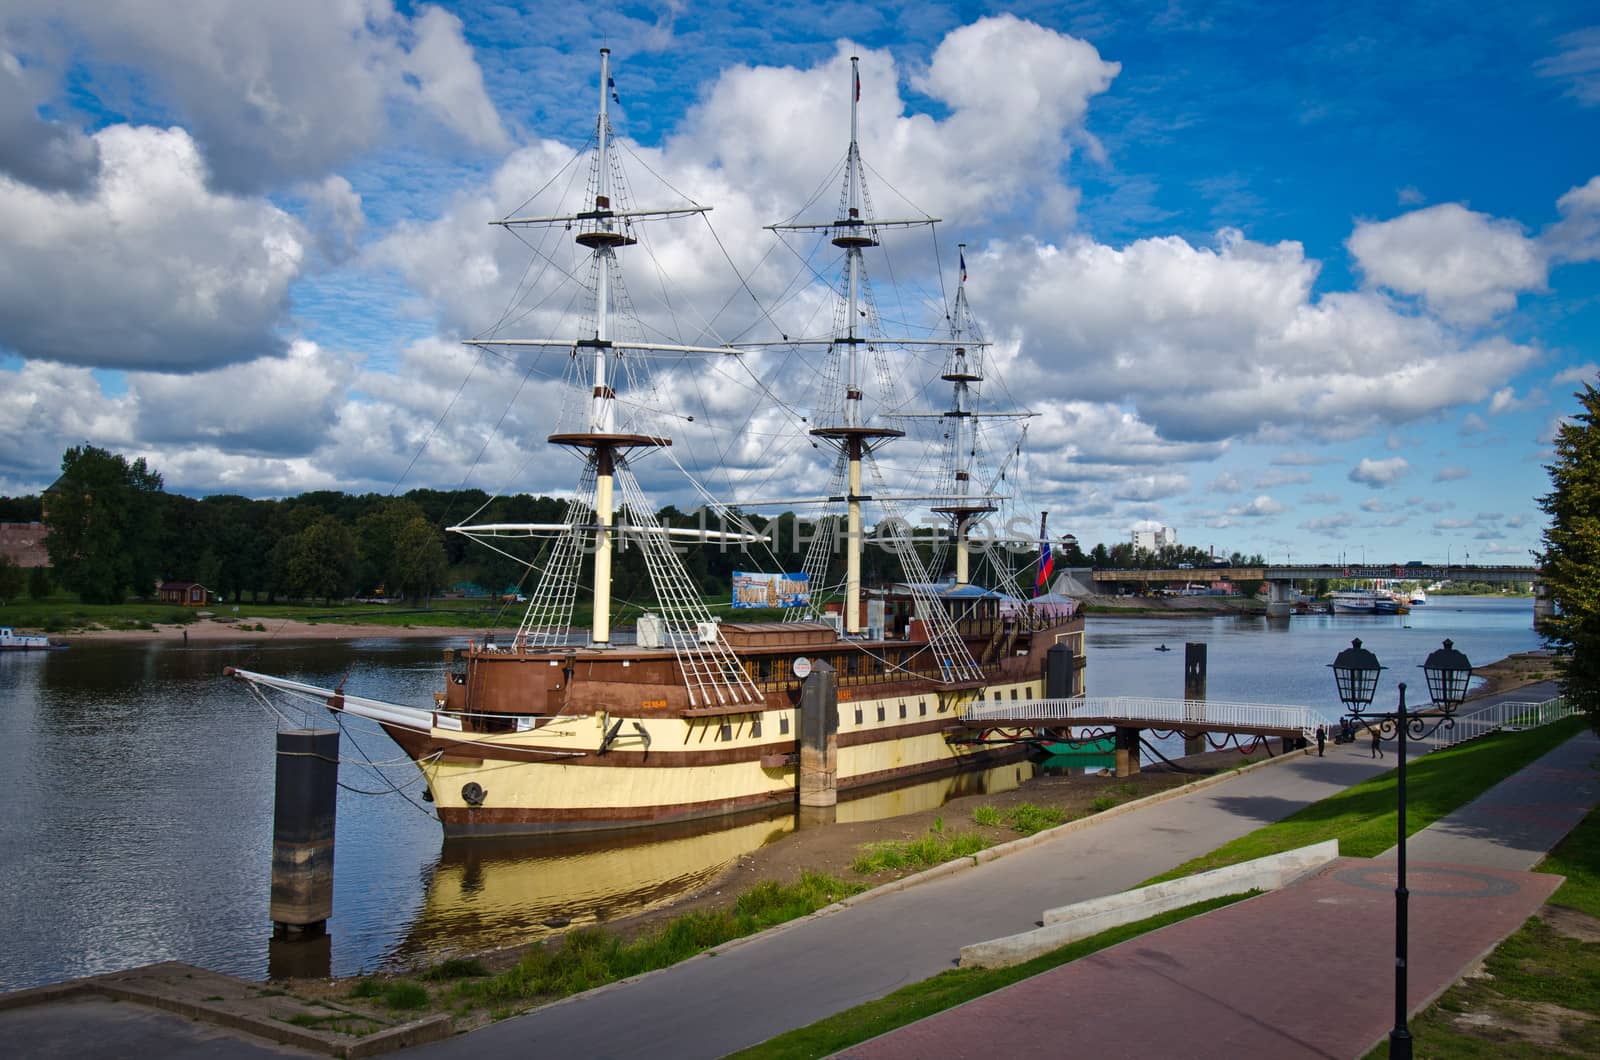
left=0, top=963, right=452, bottom=1058
left=959, top=839, right=1340, bottom=968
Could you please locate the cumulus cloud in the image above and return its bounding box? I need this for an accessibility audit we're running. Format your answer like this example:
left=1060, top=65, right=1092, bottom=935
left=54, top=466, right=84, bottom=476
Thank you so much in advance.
left=1347, top=203, right=1545, bottom=324
left=1349, top=456, right=1409, bottom=488
left=1433, top=465, right=1471, bottom=482
left=1553, top=361, right=1599, bottom=386
left=676, top=16, right=1119, bottom=227
left=1544, top=175, right=1600, bottom=264
left=1227, top=495, right=1283, bottom=517
left=0, top=124, right=305, bottom=371
left=0, top=48, right=100, bottom=191
left=5, top=0, right=507, bottom=192
left=1256, top=468, right=1311, bottom=488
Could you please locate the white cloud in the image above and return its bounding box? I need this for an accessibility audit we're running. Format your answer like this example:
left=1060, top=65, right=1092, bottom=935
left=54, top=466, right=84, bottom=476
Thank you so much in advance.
left=0, top=124, right=306, bottom=371
left=1433, top=465, right=1471, bottom=482
left=676, top=16, right=1119, bottom=227
left=1227, top=495, right=1283, bottom=517
left=1459, top=412, right=1489, bottom=435
left=1347, top=203, right=1545, bottom=324
left=1349, top=456, right=1409, bottom=488
left=6, top=0, right=507, bottom=191
left=1536, top=28, right=1600, bottom=107
left=1255, top=468, right=1311, bottom=488
left=1553, top=361, right=1599, bottom=386
left=1211, top=472, right=1243, bottom=493
left=0, top=48, right=100, bottom=191
left=1544, top=175, right=1600, bottom=264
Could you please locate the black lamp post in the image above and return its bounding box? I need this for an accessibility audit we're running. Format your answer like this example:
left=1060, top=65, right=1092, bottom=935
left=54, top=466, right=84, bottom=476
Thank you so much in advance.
left=1330, top=637, right=1472, bottom=1059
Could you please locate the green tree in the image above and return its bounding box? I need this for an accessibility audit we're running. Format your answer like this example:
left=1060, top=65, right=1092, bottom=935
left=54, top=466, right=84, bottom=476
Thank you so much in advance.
left=0, top=554, right=23, bottom=602
left=44, top=445, right=165, bottom=604
left=1539, top=379, right=1600, bottom=726
left=390, top=516, right=449, bottom=603
left=27, top=565, right=52, bottom=600
left=288, top=515, right=358, bottom=604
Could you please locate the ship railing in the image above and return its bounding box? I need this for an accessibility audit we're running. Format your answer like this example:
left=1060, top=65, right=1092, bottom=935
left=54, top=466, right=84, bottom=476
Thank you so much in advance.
left=964, top=695, right=1319, bottom=738
left=1417, top=695, right=1577, bottom=752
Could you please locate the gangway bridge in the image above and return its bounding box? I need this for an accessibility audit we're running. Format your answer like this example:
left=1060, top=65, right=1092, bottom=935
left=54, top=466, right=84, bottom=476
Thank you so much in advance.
left=956, top=695, right=1322, bottom=776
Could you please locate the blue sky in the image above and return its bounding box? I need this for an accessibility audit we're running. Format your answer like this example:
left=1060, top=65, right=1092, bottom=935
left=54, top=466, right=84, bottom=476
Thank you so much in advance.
left=1, top=1, right=1596, bottom=565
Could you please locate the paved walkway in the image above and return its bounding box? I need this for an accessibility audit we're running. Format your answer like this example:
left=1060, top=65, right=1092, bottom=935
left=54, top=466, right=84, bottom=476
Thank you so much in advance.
left=846, top=724, right=1600, bottom=1060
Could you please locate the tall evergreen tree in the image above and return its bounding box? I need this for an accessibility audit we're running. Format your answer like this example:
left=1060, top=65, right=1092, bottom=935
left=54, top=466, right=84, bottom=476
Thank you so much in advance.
left=44, top=445, right=164, bottom=604
left=1539, top=379, right=1600, bottom=727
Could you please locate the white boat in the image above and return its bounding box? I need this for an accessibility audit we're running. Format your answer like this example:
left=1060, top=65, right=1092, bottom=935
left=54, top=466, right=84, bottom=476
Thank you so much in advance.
left=0, top=626, right=53, bottom=651
left=230, top=50, right=1082, bottom=837
left=1328, top=590, right=1379, bottom=614
left=1410, top=588, right=1427, bottom=606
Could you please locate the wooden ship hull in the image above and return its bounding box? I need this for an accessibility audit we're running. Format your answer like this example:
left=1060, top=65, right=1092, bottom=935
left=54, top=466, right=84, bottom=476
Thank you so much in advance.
left=324, top=610, right=1082, bottom=837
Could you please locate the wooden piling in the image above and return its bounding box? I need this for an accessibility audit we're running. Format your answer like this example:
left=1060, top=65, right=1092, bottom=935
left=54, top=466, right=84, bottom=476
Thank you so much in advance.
left=271, top=728, right=339, bottom=939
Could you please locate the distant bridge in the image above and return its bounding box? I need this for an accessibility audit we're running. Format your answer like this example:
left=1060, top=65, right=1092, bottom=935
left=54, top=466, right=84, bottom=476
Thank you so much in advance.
left=1076, top=564, right=1545, bottom=622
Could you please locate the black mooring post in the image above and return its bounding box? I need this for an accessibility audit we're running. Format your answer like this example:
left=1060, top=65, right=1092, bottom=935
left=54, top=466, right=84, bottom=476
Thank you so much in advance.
left=271, top=728, right=339, bottom=940
left=1184, top=643, right=1207, bottom=755
left=798, top=660, right=839, bottom=812
left=1046, top=642, right=1076, bottom=699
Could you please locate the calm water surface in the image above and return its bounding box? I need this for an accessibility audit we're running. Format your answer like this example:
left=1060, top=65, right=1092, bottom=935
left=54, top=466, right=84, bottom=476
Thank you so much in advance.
left=0, top=597, right=1541, bottom=991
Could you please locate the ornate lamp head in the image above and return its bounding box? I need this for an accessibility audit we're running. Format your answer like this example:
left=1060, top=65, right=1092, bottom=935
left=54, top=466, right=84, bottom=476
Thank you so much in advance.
left=1422, top=638, right=1473, bottom=712
left=1330, top=637, right=1384, bottom=711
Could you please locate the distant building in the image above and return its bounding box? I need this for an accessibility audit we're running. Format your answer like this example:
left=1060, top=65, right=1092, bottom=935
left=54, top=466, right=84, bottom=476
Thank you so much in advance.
left=0, top=522, right=49, bottom=568
left=1131, top=525, right=1177, bottom=554
left=158, top=582, right=211, bottom=606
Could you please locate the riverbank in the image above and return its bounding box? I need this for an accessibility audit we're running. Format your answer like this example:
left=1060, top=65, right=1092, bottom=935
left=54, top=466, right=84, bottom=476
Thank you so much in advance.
left=62, top=615, right=471, bottom=643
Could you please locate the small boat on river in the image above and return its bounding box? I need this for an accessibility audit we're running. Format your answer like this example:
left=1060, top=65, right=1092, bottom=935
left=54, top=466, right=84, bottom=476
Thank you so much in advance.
left=231, top=50, right=1084, bottom=837
left=0, top=626, right=55, bottom=651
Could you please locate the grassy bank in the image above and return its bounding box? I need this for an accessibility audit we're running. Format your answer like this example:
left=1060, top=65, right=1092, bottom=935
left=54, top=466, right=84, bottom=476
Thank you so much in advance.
left=1143, top=716, right=1587, bottom=884
left=727, top=892, right=1258, bottom=1060
left=0, top=594, right=524, bottom=633
left=342, top=871, right=864, bottom=1024
left=1363, top=804, right=1600, bottom=1057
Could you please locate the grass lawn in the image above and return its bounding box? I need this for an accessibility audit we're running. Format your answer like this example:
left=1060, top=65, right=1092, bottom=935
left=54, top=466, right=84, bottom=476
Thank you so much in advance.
left=1143, top=716, right=1588, bottom=885
left=726, top=892, right=1258, bottom=1060
left=1363, top=803, right=1600, bottom=1058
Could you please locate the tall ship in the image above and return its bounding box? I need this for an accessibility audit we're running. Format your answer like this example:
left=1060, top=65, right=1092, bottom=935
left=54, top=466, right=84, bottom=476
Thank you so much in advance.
left=231, top=51, right=1083, bottom=837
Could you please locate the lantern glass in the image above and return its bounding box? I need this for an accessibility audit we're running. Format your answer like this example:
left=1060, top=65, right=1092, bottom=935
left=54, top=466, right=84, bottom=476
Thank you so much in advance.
left=1422, top=638, right=1473, bottom=709
left=1330, top=637, right=1384, bottom=708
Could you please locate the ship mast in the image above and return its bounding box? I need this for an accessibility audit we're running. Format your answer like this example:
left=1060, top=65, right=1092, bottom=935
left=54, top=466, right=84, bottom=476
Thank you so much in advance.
left=930, top=245, right=996, bottom=588
left=771, top=57, right=908, bottom=634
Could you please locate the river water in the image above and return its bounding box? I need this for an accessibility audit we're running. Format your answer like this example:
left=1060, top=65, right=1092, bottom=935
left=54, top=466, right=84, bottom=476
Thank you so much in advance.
left=0, top=597, right=1542, bottom=992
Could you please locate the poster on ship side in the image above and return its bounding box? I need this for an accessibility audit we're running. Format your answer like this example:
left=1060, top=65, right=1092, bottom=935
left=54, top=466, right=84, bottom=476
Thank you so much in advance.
left=732, top=571, right=810, bottom=608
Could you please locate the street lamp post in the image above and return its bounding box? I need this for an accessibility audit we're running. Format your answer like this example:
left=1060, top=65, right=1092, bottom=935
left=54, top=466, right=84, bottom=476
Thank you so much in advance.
left=1330, top=637, right=1473, bottom=1060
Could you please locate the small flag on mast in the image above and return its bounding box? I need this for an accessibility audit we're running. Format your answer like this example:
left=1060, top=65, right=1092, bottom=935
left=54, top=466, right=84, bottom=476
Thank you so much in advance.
left=1034, top=513, right=1053, bottom=598
left=854, top=69, right=860, bottom=102
left=608, top=75, right=619, bottom=104
left=960, top=249, right=967, bottom=283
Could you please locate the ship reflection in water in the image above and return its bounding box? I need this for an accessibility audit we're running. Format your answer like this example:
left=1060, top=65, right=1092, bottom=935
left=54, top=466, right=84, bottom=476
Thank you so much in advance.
left=379, top=760, right=1035, bottom=972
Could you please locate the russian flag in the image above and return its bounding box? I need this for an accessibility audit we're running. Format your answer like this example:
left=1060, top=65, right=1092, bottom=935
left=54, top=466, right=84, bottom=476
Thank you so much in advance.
left=1034, top=513, right=1053, bottom=597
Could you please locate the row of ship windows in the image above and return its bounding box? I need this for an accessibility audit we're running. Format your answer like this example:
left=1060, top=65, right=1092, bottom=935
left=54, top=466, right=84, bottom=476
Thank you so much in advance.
left=710, top=684, right=1049, bottom=741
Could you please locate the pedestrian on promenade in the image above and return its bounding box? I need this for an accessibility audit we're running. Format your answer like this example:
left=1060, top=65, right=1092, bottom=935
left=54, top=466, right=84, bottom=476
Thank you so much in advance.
left=1316, top=724, right=1326, bottom=757
left=1370, top=727, right=1383, bottom=759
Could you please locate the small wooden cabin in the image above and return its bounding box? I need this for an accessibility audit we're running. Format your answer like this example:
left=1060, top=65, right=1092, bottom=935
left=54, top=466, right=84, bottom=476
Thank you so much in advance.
left=158, top=582, right=210, bottom=606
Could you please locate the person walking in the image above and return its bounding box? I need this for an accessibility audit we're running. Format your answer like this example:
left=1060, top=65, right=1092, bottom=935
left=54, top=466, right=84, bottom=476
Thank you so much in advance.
left=1315, top=724, right=1326, bottom=757
left=1370, top=727, right=1383, bottom=759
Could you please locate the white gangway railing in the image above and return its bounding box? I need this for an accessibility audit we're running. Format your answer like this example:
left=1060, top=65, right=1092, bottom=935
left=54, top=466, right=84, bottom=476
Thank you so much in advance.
left=963, top=696, right=1320, bottom=740
left=1419, top=695, right=1577, bottom=751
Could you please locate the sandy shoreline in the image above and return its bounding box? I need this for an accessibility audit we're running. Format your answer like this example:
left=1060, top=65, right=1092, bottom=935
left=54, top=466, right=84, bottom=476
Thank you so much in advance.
left=61, top=617, right=476, bottom=643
